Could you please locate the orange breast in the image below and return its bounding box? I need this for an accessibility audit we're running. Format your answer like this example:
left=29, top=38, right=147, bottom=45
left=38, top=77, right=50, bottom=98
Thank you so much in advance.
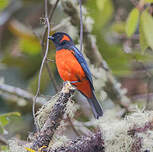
left=56, top=49, right=86, bottom=82
left=56, top=49, right=92, bottom=98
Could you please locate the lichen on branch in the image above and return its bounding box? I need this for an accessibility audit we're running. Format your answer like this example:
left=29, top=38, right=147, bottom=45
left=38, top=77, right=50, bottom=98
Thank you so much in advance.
left=31, top=82, right=75, bottom=150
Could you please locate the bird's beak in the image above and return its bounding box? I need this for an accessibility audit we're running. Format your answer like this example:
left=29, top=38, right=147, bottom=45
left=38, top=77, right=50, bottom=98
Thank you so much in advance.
left=48, top=36, right=54, bottom=40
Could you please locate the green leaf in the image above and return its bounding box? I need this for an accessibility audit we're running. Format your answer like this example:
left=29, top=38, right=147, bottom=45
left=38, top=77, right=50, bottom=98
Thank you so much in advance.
left=125, top=8, right=139, bottom=37
left=139, top=20, right=148, bottom=51
left=0, top=112, right=21, bottom=134
left=145, top=0, right=153, bottom=3
left=0, top=112, right=21, bottom=127
left=0, top=0, right=9, bottom=11
left=141, top=11, right=153, bottom=50
left=96, top=0, right=107, bottom=11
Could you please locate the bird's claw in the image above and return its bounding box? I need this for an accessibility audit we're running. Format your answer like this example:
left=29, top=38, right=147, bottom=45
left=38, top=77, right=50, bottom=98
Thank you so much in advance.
left=63, top=81, right=79, bottom=86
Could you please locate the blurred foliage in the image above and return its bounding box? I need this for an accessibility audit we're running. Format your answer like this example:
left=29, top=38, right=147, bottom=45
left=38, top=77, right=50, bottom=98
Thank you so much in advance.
left=0, top=112, right=20, bottom=134
left=87, top=0, right=114, bottom=31
left=0, top=0, right=9, bottom=11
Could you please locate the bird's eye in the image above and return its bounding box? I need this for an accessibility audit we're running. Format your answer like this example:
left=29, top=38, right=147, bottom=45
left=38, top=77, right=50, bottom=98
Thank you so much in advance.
left=61, top=40, right=66, bottom=45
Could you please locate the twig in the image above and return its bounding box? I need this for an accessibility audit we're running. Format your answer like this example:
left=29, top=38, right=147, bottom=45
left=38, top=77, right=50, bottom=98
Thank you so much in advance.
left=39, top=0, right=60, bottom=94
left=33, top=0, right=51, bottom=130
left=41, top=0, right=60, bottom=47
left=0, top=83, right=33, bottom=102
left=48, top=131, right=105, bottom=152
left=0, top=83, right=46, bottom=105
left=33, top=0, right=60, bottom=130
left=31, top=82, right=75, bottom=150
left=49, top=0, right=60, bottom=22
left=78, top=0, right=83, bottom=52
left=40, top=0, right=59, bottom=92
left=40, top=0, right=60, bottom=93
left=129, top=0, right=138, bottom=6
left=61, top=1, right=104, bottom=66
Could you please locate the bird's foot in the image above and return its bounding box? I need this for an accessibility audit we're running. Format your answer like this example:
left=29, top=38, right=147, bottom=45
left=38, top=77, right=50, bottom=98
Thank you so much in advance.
left=63, top=81, right=79, bottom=86
left=70, top=81, right=79, bottom=84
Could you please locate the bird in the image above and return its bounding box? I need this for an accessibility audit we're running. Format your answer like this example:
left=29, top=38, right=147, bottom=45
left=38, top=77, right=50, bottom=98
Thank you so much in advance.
left=48, top=32, right=103, bottom=119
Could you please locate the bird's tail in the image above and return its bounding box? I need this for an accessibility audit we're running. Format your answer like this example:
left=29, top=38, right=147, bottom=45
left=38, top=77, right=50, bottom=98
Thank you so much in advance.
left=87, top=93, right=103, bottom=119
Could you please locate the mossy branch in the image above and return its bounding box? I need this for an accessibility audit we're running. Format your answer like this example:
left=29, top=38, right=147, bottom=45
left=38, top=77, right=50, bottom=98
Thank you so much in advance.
left=129, top=121, right=153, bottom=152
left=48, top=131, right=105, bottom=152
left=31, top=82, right=75, bottom=150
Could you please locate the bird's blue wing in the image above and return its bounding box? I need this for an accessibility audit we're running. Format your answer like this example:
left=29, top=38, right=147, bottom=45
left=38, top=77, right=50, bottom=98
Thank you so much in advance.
left=70, top=46, right=94, bottom=90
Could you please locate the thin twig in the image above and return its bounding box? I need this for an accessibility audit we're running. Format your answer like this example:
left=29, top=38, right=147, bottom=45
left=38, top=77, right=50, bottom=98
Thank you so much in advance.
left=78, top=0, right=83, bottom=52
left=41, top=0, right=59, bottom=92
left=41, top=0, right=60, bottom=46
left=49, top=0, right=60, bottom=22
left=0, top=83, right=33, bottom=102
left=33, top=0, right=51, bottom=130
left=45, top=63, right=58, bottom=92
left=0, top=83, right=46, bottom=106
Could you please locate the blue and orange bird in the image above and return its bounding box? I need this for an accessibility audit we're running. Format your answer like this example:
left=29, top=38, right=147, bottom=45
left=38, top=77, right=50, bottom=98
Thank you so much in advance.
left=48, top=32, right=103, bottom=119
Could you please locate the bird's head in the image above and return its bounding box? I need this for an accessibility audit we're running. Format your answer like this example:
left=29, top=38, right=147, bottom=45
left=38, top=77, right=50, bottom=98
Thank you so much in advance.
left=48, top=32, right=74, bottom=49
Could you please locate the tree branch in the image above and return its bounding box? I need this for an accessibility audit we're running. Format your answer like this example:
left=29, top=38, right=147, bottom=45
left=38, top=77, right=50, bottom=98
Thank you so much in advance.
left=0, top=83, right=33, bottom=102
left=0, top=83, right=45, bottom=105
left=48, top=131, right=105, bottom=152
left=31, top=82, right=75, bottom=150
left=0, top=135, right=8, bottom=145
